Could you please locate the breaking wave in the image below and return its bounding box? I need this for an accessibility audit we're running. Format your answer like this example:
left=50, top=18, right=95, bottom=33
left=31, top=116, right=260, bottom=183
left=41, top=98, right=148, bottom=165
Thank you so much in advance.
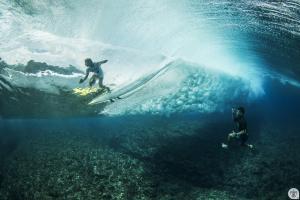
left=0, top=0, right=299, bottom=117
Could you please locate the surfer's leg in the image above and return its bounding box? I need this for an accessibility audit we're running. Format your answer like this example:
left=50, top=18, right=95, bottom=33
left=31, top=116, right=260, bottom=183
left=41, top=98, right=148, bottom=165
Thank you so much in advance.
left=98, top=77, right=104, bottom=88
left=99, top=77, right=111, bottom=92
left=89, top=75, right=96, bottom=87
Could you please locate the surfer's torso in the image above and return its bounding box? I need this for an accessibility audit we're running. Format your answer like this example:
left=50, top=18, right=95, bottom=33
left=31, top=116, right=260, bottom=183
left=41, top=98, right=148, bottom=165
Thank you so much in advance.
left=87, top=62, right=103, bottom=78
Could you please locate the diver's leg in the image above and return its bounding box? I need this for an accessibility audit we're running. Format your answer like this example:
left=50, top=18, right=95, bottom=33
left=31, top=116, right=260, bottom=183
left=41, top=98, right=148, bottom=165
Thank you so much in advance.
left=222, top=132, right=236, bottom=149
left=228, top=132, right=236, bottom=142
left=240, top=133, right=247, bottom=146
left=239, top=133, right=253, bottom=148
left=222, top=132, right=232, bottom=149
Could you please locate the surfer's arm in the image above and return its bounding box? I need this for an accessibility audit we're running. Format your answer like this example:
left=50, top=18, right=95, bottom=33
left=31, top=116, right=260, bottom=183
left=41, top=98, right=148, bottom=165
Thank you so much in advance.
left=98, top=60, right=108, bottom=65
left=79, top=69, right=90, bottom=83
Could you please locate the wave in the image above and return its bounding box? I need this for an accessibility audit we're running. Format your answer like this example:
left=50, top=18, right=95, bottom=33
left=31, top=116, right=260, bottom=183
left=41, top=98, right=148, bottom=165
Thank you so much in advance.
left=89, top=59, right=174, bottom=105
left=1, top=0, right=299, bottom=117
left=1, top=0, right=299, bottom=81
left=0, top=59, right=259, bottom=117
left=93, top=59, right=257, bottom=116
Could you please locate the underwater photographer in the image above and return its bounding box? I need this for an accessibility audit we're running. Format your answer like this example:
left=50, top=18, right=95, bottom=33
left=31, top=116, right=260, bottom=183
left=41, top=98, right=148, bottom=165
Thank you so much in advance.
left=222, top=106, right=254, bottom=149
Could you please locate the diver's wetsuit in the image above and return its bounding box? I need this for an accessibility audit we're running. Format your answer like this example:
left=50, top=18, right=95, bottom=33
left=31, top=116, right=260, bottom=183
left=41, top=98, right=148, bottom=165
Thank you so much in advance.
left=233, top=115, right=248, bottom=146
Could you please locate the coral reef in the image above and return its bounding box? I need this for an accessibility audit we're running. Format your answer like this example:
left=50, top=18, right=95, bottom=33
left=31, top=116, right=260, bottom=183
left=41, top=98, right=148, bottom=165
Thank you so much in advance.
left=0, top=117, right=299, bottom=199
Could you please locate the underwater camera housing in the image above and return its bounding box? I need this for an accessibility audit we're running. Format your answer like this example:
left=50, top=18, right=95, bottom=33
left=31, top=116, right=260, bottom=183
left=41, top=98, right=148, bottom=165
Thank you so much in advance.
left=232, top=106, right=245, bottom=116
left=232, top=107, right=238, bottom=115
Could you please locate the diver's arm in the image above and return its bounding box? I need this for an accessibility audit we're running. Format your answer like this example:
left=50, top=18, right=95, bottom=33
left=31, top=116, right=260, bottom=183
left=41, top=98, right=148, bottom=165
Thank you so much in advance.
left=228, top=129, right=246, bottom=140
left=235, top=129, right=247, bottom=136
left=79, top=69, right=90, bottom=83
left=232, top=108, right=239, bottom=121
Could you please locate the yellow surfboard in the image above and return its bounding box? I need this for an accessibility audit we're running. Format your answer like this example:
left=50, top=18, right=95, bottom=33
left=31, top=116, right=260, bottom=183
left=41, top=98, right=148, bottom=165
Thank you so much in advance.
left=72, top=87, right=99, bottom=96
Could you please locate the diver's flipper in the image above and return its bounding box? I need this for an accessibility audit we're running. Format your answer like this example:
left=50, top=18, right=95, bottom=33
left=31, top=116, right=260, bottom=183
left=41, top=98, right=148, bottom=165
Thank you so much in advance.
left=221, top=143, right=229, bottom=149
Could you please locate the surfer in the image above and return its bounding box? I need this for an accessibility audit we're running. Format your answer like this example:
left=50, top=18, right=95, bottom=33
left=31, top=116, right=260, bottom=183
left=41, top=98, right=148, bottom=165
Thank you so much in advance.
left=222, top=106, right=253, bottom=149
left=79, top=58, right=110, bottom=92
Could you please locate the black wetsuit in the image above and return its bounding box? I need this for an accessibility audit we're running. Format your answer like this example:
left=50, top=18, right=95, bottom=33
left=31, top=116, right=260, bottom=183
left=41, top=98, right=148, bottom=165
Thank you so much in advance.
left=233, top=116, right=248, bottom=145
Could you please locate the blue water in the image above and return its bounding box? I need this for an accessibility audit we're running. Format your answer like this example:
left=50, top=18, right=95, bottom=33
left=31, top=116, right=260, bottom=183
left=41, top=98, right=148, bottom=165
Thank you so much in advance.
left=0, top=0, right=300, bottom=199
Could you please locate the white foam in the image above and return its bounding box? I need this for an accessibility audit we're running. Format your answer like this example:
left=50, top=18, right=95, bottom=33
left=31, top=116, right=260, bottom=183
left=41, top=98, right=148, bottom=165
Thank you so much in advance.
left=100, top=60, right=256, bottom=115
left=2, top=68, right=81, bottom=94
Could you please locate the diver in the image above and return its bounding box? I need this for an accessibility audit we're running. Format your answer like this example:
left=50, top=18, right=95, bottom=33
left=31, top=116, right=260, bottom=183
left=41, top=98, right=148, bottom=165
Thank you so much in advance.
left=222, top=106, right=253, bottom=149
left=79, top=58, right=110, bottom=92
